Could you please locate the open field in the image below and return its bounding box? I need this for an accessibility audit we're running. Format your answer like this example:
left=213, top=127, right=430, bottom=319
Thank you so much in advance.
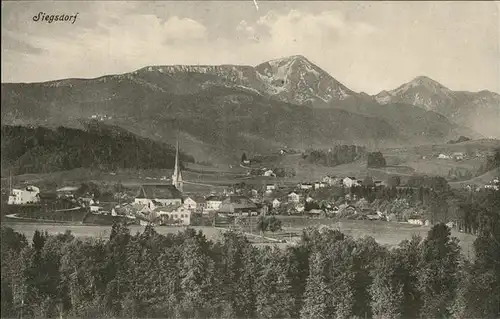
left=449, top=168, right=500, bottom=188
left=3, top=218, right=477, bottom=258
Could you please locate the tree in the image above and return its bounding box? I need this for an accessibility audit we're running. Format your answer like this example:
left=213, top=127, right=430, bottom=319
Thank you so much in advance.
left=363, top=176, right=374, bottom=188
left=417, top=223, right=461, bottom=318
left=300, top=252, right=329, bottom=319
left=387, top=176, right=401, bottom=188
left=267, top=216, right=282, bottom=232
left=370, top=253, right=404, bottom=319
left=367, top=152, right=386, bottom=168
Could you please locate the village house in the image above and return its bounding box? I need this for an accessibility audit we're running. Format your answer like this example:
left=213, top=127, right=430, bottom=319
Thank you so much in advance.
left=56, top=186, right=79, bottom=198
left=183, top=195, right=206, bottom=211
left=156, top=205, right=192, bottom=226
left=263, top=169, right=276, bottom=177
left=438, top=153, right=451, bottom=159
left=296, top=203, right=305, bottom=213
left=272, top=198, right=281, bottom=208
left=342, top=177, right=358, bottom=188
left=485, top=177, right=500, bottom=190
left=8, top=185, right=41, bottom=205
left=322, top=175, right=336, bottom=185
left=407, top=218, right=430, bottom=226
left=452, top=152, right=465, bottom=160
left=305, top=196, right=314, bottom=203
left=206, top=195, right=224, bottom=211
left=134, top=185, right=183, bottom=207
left=314, top=182, right=327, bottom=189
left=287, top=191, right=300, bottom=203
left=218, top=195, right=258, bottom=215
left=266, top=184, right=277, bottom=191
left=299, top=183, right=313, bottom=190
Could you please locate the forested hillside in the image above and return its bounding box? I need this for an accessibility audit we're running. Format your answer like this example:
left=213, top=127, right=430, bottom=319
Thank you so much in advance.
left=1, top=123, right=194, bottom=175
left=1, top=189, right=499, bottom=319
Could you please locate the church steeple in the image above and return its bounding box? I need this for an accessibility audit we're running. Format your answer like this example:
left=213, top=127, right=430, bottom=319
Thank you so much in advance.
left=172, top=134, right=183, bottom=192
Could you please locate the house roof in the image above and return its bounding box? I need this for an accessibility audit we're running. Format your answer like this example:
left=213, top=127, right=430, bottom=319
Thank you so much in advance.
left=56, top=186, right=79, bottom=192
left=136, top=185, right=182, bottom=200
left=184, top=195, right=206, bottom=203
left=206, top=195, right=224, bottom=201
left=219, top=195, right=257, bottom=211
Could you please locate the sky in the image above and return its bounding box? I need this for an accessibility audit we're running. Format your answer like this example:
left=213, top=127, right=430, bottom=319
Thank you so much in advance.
left=2, top=1, right=499, bottom=94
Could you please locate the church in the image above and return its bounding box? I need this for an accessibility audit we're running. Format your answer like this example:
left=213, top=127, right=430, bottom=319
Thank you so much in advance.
left=171, top=137, right=183, bottom=192
left=134, top=137, right=184, bottom=208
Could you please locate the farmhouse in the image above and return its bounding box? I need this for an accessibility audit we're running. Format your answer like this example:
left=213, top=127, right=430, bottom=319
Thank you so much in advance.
left=343, top=177, right=357, bottom=188
left=218, top=195, right=258, bottom=215
left=263, top=169, right=276, bottom=177
left=206, top=195, right=224, bottom=211
left=156, top=205, right=191, bottom=226
left=299, top=183, right=313, bottom=190
left=287, top=191, right=300, bottom=203
left=272, top=198, right=281, bottom=208
left=183, top=195, right=206, bottom=211
left=452, top=152, right=465, bottom=160
left=56, top=186, right=79, bottom=198
left=314, top=182, right=327, bottom=189
left=134, top=185, right=183, bottom=207
left=8, top=185, right=41, bottom=205
left=266, top=184, right=277, bottom=191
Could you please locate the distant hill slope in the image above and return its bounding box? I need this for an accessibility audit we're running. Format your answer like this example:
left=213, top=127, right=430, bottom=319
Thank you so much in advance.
left=373, top=76, right=500, bottom=138
left=1, top=55, right=483, bottom=160
left=0, top=123, right=194, bottom=175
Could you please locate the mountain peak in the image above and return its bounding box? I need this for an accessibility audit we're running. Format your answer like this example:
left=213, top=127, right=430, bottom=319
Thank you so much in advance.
left=409, top=75, right=447, bottom=88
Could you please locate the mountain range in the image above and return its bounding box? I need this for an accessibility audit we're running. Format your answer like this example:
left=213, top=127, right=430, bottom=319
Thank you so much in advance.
left=1, top=55, right=497, bottom=162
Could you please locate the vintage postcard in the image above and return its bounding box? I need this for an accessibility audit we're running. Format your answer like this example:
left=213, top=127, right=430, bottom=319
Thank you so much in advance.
left=1, top=1, right=499, bottom=318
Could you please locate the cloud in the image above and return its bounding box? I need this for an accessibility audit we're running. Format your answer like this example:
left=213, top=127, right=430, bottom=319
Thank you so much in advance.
left=256, top=9, right=376, bottom=45
left=163, top=16, right=208, bottom=42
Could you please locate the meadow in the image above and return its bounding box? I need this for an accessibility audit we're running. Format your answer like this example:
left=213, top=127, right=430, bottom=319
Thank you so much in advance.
left=3, top=217, right=477, bottom=258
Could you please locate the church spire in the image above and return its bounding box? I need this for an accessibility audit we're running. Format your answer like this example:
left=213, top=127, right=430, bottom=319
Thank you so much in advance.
left=172, top=133, right=183, bottom=192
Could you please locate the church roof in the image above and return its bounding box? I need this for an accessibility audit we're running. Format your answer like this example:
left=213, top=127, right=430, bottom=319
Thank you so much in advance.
left=136, top=185, right=182, bottom=200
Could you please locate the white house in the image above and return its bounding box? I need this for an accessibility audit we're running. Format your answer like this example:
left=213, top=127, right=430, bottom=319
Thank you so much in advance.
left=266, top=184, right=277, bottom=191
left=156, top=206, right=191, bottom=225
left=296, top=203, right=305, bottom=213
left=343, top=177, right=357, bottom=188
left=299, top=183, right=313, bottom=190
left=314, top=182, right=327, bottom=189
left=206, top=195, right=224, bottom=211
left=263, top=169, right=276, bottom=177
left=89, top=205, right=102, bottom=213
left=452, top=152, right=465, bottom=160
left=408, top=219, right=425, bottom=226
left=272, top=198, right=281, bottom=208
left=8, top=185, right=40, bottom=205
left=187, top=196, right=207, bottom=211
left=438, top=153, right=451, bottom=159
left=288, top=192, right=300, bottom=203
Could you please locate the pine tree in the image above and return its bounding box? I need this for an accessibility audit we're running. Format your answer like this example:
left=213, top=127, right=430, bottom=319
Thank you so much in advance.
left=300, top=252, right=329, bottom=319
left=417, top=223, right=461, bottom=318
left=370, top=253, right=404, bottom=319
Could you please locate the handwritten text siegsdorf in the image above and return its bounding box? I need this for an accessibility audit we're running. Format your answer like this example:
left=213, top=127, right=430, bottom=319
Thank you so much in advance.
left=33, top=12, right=79, bottom=24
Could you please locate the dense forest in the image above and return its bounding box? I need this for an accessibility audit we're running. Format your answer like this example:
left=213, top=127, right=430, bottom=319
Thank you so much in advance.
left=1, top=189, right=499, bottom=319
left=1, top=124, right=195, bottom=174
left=477, top=147, right=500, bottom=176
left=366, top=152, right=386, bottom=168
left=305, top=145, right=366, bottom=167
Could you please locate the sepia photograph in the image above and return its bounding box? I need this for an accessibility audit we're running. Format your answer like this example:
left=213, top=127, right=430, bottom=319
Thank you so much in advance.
left=1, top=1, right=499, bottom=318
